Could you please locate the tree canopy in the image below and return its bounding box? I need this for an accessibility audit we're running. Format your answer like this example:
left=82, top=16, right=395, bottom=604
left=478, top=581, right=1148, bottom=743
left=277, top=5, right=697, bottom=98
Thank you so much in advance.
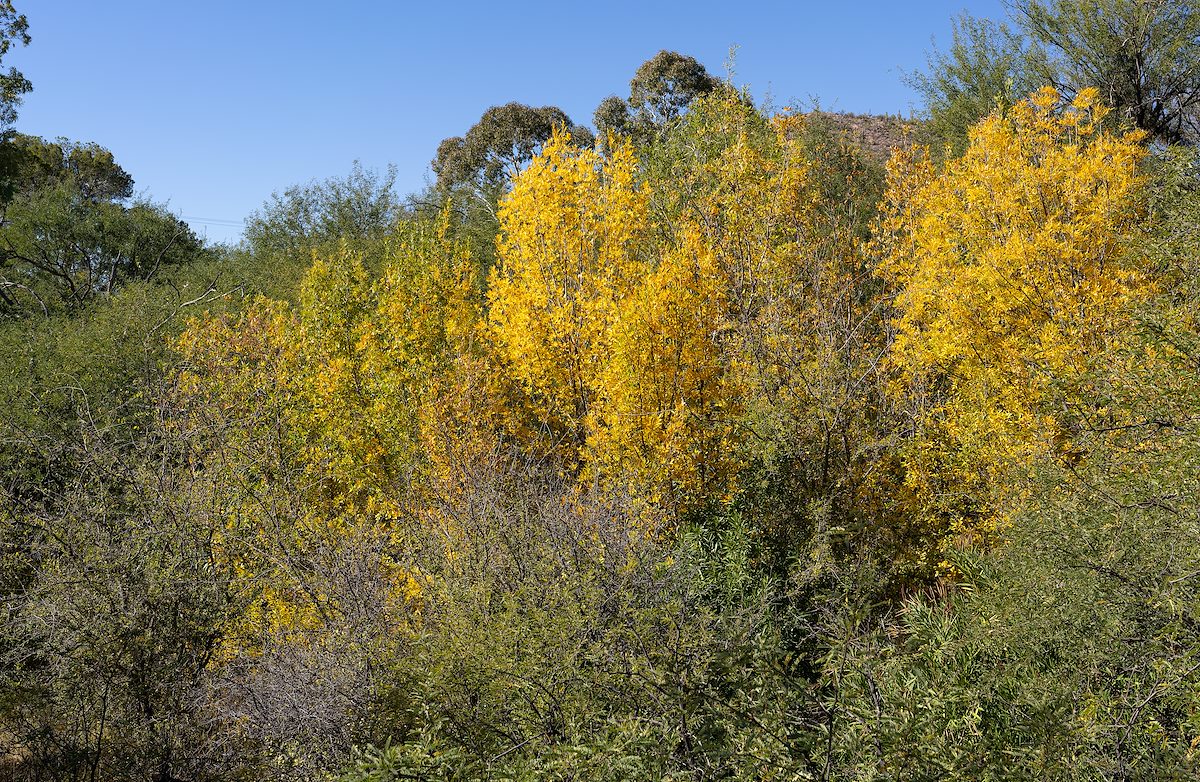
left=913, top=0, right=1200, bottom=148
left=594, top=50, right=723, bottom=140
left=432, top=102, right=594, bottom=194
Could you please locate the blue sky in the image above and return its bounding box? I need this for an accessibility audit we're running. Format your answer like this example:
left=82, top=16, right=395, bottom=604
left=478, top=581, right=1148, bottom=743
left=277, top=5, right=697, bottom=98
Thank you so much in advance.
left=13, top=1, right=1007, bottom=244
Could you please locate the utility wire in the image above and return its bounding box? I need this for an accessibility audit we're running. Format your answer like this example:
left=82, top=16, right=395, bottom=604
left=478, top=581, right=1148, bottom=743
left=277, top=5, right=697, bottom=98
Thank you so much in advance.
left=180, top=215, right=246, bottom=228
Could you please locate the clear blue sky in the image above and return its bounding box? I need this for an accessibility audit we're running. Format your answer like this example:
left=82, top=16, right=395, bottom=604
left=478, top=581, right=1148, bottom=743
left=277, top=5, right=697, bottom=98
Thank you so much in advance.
left=13, top=0, right=1008, bottom=244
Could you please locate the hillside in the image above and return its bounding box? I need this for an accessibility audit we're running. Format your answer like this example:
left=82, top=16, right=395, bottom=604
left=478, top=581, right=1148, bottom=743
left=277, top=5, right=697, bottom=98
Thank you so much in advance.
left=807, top=110, right=919, bottom=162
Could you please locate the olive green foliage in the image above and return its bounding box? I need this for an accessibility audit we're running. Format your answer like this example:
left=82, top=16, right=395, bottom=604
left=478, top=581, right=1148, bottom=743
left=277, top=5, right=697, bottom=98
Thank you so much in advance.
left=0, top=132, right=222, bottom=537
left=4, top=133, right=133, bottom=200
left=242, top=162, right=403, bottom=296
left=375, top=459, right=737, bottom=779
left=914, top=1, right=1200, bottom=150
left=628, top=50, right=722, bottom=127
left=341, top=456, right=842, bottom=781
left=1013, top=0, right=1200, bottom=145
left=593, top=50, right=722, bottom=141
left=433, top=103, right=594, bottom=194
left=0, top=130, right=229, bottom=502
left=0, top=135, right=204, bottom=319
left=829, top=317, right=1200, bottom=779
left=0, top=0, right=28, bottom=130
left=1145, top=147, right=1200, bottom=303
left=907, top=13, right=1046, bottom=155
left=592, top=95, right=631, bottom=140
left=0, top=420, right=248, bottom=782
left=245, top=162, right=402, bottom=258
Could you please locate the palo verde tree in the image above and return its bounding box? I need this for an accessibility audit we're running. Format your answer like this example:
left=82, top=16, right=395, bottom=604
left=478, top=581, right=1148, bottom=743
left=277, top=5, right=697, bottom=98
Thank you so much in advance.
left=915, top=1, right=1200, bottom=150
left=907, top=12, right=1047, bottom=155
left=1012, top=0, right=1200, bottom=145
left=239, top=163, right=404, bottom=302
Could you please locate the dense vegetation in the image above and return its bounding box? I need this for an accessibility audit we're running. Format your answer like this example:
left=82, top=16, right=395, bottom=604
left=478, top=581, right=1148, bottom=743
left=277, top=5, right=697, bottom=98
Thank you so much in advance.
left=5, top=2, right=1200, bottom=779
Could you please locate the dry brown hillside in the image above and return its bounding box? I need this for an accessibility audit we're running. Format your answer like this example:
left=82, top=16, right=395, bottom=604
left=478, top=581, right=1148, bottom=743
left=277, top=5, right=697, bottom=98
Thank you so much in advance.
left=805, top=111, right=920, bottom=163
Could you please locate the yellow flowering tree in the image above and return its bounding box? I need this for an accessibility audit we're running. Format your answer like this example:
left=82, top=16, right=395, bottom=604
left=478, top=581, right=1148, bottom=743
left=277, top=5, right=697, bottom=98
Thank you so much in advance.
left=487, top=130, right=650, bottom=462
left=173, top=214, right=478, bottom=654
left=590, top=228, right=733, bottom=511
left=876, top=87, right=1150, bottom=551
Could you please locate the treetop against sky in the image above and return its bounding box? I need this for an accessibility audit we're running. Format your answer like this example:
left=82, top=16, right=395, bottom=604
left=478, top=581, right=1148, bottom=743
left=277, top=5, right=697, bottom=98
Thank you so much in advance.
left=16, top=0, right=1004, bottom=243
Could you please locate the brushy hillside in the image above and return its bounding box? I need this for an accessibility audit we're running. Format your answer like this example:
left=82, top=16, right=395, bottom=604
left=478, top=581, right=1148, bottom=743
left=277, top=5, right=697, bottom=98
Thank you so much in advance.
left=807, top=110, right=919, bottom=162
left=7, top=2, right=1200, bottom=778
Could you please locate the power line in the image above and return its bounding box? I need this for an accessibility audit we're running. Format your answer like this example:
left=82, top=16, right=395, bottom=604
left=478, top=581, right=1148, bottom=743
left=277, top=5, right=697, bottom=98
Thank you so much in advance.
left=179, top=215, right=246, bottom=228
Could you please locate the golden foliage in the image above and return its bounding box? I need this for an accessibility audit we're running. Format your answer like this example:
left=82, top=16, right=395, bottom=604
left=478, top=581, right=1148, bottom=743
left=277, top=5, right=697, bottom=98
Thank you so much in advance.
left=590, top=228, right=733, bottom=511
left=876, top=87, right=1150, bottom=549
left=174, top=214, right=480, bottom=653
left=168, top=86, right=1158, bottom=631
left=487, top=130, right=651, bottom=457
